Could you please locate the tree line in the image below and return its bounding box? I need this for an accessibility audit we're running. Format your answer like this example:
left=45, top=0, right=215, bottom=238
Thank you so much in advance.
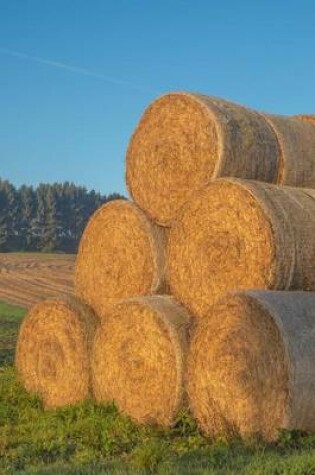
left=0, top=178, right=125, bottom=253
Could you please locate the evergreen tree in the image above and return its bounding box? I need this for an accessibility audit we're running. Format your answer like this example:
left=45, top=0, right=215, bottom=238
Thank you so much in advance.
left=19, top=185, right=36, bottom=250
left=0, top=180, right=20, bottom=251
left=0, top=177, right=125, bottom=253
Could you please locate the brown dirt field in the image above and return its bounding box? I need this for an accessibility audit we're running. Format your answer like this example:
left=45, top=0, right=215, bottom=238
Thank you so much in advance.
left=0, top=253, right=75, bottom=308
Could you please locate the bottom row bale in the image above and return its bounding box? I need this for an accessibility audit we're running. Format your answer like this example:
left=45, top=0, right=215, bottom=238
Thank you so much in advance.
left=14, top=294, right=191, bottom=425
left=92, top=295, right=191, bottom=426
left=15, top=296, right=99, bottom=408
left=187, top=290, right=315, bottom=441
left=15, top=290, right=315, bottom=442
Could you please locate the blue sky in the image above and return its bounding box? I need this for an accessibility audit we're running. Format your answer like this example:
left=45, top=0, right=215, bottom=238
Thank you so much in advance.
left=1, top=0, right=315, bottom=196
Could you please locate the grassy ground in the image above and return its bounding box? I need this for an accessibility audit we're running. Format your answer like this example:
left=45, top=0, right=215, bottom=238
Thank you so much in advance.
left=0, top=301, right=315, bottom=474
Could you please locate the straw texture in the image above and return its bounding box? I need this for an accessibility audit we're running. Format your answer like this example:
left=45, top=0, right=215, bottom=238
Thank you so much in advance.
left=261, top=114, right=315, bottom=187
left=187, top=290, right=315, bottom=441
left=74, top=200, right=168, bottom=315
left=92, top=296, right=191, bottom=426
left=167, top=178, right=315, bottom=319
left=15, top=296, right=99, bottom=408
left=126, top=92, right=280, bottom=226
left=292, top=114, right=315, bottom=125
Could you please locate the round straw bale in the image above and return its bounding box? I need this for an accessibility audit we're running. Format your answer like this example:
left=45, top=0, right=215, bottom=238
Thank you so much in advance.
left=291, top=114, right=315, bottom=125
left=15, top=296, right=99, bottom=408
left=187, top=290, right=315, bottom=441
left=126, top=93, right=280, bottom=226
left=74, top=200, right=168, bottom=315
left=260, top=113, right=315, bottom=187
left=92, top=296, right=191, bottom=426
left=167, top=178, right=315, bottom=319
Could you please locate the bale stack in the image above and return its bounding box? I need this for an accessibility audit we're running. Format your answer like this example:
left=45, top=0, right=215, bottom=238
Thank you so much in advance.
left=15, top=91, right=315, bottom=441
left=126, top=93, right=279, bottom=226
left=126, top=92, right=315, bottom=226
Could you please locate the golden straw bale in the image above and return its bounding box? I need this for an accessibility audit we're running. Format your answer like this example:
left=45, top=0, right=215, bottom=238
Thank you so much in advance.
left=167, top=178, right=315, bottom=319
left=187, top=290, right=315, bottom=441
left=291, top=114, right=315, bottom=125
left=260, top=113, right=315, bottom=186
left=126, top=93, right=280, bottom=226
left=74, top=200, right=168, bottom=315
left=92, top=296, right=191, bottom=426
left=15, top=296, right=99, bottom=408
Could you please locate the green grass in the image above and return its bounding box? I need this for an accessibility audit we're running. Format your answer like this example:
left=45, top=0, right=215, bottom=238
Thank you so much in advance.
left=0, top=301, right=27, bottom=318
left=0, top=300, right=315, bottom=474
left=0, top=301, right=26, bottom=367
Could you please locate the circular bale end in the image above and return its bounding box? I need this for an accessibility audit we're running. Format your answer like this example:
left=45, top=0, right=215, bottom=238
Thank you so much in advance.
left=92, top=296, right=190, bottom=426
left=126, top=93, right=219, bottom=226
left=15, top=296, right=99, bottom=408
left=167, top=179, right=276, bottom=319
left=187, top=292, right=289, bottom=441
left=74, top=200, right=167, bottom=314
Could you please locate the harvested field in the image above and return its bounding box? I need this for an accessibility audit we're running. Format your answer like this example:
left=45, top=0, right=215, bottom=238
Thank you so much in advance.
left=0, top=253, right=75, bottom=308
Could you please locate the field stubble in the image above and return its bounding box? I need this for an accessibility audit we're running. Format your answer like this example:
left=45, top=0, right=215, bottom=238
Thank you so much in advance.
left=0, top=253, right=75, bottom=308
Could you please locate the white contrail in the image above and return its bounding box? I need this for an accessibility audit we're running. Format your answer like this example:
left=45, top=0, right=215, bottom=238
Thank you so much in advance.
left=0, top=46, right=158, bottom=94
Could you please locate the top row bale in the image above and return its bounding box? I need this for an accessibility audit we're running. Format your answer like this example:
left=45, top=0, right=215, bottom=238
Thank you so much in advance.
left=126, top=93, right=315, bottom=226
left=292, top=114, right=315, bottom=125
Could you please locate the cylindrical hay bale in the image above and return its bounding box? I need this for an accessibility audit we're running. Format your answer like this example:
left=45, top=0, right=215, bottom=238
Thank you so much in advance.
left=15, top=296, right=99, bottom=408
left=92, top=296, right=191, bottom=426
left=168, top=178, right=315, bottom=319
left=261, top=113, right=315, bottom=187
left=74, top=200, right=168, bottom=314
left=292, top=114, right=315, bottom=126
left=126, top=92, right=280, bottom=226
left=187, top=290, right=315, bottom=441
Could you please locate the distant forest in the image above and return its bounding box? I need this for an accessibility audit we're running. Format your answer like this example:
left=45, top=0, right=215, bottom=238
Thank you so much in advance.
left=0, top=178, right=126, bottom=253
